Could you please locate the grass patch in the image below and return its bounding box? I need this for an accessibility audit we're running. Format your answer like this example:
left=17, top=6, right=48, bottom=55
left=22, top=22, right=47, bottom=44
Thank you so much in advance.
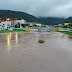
left=38, top=40, right=45, bottom=43
left=59, top=31, right=72, bottom=36
left=0, top=30, right=28, bottom=33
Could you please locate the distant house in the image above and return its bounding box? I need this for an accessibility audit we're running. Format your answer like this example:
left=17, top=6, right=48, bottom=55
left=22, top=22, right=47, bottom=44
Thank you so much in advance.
left=16, top=19, right=26, bottom=24
left=0, top=18, right=17, bottom=30
left=58, top=24, right=62, bottom=27
left=64, top=23, right=70, bottom=25
left=36, top=24, right=42, bottom=27
left=1, top=21, right=12, bottom=29
left=0, top=18, right=27, bottom=29
left=15, top=19, right=26, bottom=28
left=46, top=25, right=49, bottom=28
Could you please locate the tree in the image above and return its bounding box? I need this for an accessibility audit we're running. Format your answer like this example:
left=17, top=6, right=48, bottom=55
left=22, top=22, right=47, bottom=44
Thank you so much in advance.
left=21, top=24, right=26, bottom=28
left=33, top=24, right=38, bottom=27
left=69, top=23, right=72, bottom=27
left=26, top=24, right=29, bottom=26
left=18, top=22, right=20, bottom=28
left=63, top=25, right=67, bottom=28
left=29, top=26, right=33, bottom=27
left=15, top=24, right=19, bottom=28
left=67, top=26, right=71, bottom=28
left=65, top=23, right=72, bottom=28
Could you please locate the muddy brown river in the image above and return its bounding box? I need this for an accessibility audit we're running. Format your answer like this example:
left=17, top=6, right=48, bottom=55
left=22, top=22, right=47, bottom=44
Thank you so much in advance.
left=0, top=32, right=72, bottom=72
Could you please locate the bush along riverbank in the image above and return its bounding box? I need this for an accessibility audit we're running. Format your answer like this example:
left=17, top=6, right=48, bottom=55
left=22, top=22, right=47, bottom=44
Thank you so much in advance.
left=59, top=31, right=72, bottom=36
left=38, top=40, right=45, bottom=43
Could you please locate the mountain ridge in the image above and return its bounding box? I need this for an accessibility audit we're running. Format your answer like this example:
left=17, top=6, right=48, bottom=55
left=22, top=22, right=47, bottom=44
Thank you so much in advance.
left=0, top=10, right=40, bottom=22
left=0, top=10, right=66, bottom=25
left=39, top=17, right=65, bottom=25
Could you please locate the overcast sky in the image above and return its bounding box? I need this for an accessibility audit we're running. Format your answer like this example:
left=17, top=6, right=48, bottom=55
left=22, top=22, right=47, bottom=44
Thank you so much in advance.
left=0, top=0, right=72, bottom=18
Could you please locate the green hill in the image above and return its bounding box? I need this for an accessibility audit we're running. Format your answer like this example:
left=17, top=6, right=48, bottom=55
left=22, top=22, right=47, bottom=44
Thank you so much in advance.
left=63, top=17, right=72, bottom=23
left=0, top=10, right=65, bottom=25
left=39, top=17, right=65, bottom=25
left=0, top=10, right=40, bottom=22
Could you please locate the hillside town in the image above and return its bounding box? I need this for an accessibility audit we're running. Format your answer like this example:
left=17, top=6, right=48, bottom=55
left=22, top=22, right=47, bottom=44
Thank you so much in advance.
left=0, top=18, right=45, bottom=29
left=0, top=18, right=53, bottom=32
left=0, top=18, right=72, bottom=32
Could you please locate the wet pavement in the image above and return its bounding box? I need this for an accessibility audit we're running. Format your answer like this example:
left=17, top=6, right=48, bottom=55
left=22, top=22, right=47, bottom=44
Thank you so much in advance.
left=0, top=32, right=72, bottom=72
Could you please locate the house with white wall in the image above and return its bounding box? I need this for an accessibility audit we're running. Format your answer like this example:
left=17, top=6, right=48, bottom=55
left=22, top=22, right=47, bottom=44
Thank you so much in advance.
left=58, top=24, right=62, bottom=26
left=0, top=18, right=17, bottom=30
left=64, top=23, right=70, bottom=25
left=0, top=18, right=27, bottom=29
left=36, top=23, right=42, bottom=27
left=1, top=21, right=12, bottom=29
left=15, top=19, right=26, bottom=28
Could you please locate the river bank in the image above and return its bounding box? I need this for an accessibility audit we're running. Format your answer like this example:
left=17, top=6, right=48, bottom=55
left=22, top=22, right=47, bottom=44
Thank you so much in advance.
left=0, top=30, right=28, bottom=33
left=59, top=31, right=72, bottom=36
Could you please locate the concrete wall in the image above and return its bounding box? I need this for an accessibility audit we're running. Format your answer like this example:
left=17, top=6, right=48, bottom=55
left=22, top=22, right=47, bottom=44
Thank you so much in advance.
left=30, top=29, right=38, bottom=32
left=38, top=29, right=52, bottom=32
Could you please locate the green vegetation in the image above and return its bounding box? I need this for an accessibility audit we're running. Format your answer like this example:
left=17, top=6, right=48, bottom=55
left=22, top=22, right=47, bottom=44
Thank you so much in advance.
left=63, top=17, right=72, bottom=23
left=21, top=24, right=30, bottom=28
left=0, top=30, right=27, bottom=33
left=68, top=23, right=72, bottom=28
left=55, top=23, right=72, bottom=28
left=59, top=31, right=72, bottom=36
left=39, top=17, right=64, bottom=25
left=21, top=24, right=26, bottom=28
left=2, top=10, right=72, bottom=26
left=62, top=23, right=72, bottom=28
left=62, top=25, right=67, bottom=28
left=21, top=24, right=39, bottom=28
left=26, top=24, right=29, bottom=26
left=29, top=26, right=33, bottom=27
left=15, top=24, right=19, bottom=28
left=18, top=22, right=20, bottom=28
left=33, top=24, right=39, bottom=27
left=38, top=40, right=45, bottom=43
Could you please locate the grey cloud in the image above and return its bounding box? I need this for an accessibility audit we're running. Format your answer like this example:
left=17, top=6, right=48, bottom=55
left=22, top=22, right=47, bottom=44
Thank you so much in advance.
left=0, top=0, right=72, bottom=18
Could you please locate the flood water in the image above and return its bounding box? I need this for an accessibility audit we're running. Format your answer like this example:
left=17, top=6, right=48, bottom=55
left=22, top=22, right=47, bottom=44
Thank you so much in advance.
left=0, top=32, right=72, bottom=72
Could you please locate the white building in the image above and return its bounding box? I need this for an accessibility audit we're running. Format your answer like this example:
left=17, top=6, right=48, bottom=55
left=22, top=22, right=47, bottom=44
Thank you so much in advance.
left=29, top=23, right=33, bottom=26
left=58, top=24, right=62, bottom=26
left=15, top=19, right=26, bottom=28
left=46, top=25, right=49, bottom=28
left=64, top=23, right=70, bottom=25
left=16, top=19, right=26, bottom=24
left=1, top=21, right=12, bottom=29
left=36, top=24, right=42, bottom=27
